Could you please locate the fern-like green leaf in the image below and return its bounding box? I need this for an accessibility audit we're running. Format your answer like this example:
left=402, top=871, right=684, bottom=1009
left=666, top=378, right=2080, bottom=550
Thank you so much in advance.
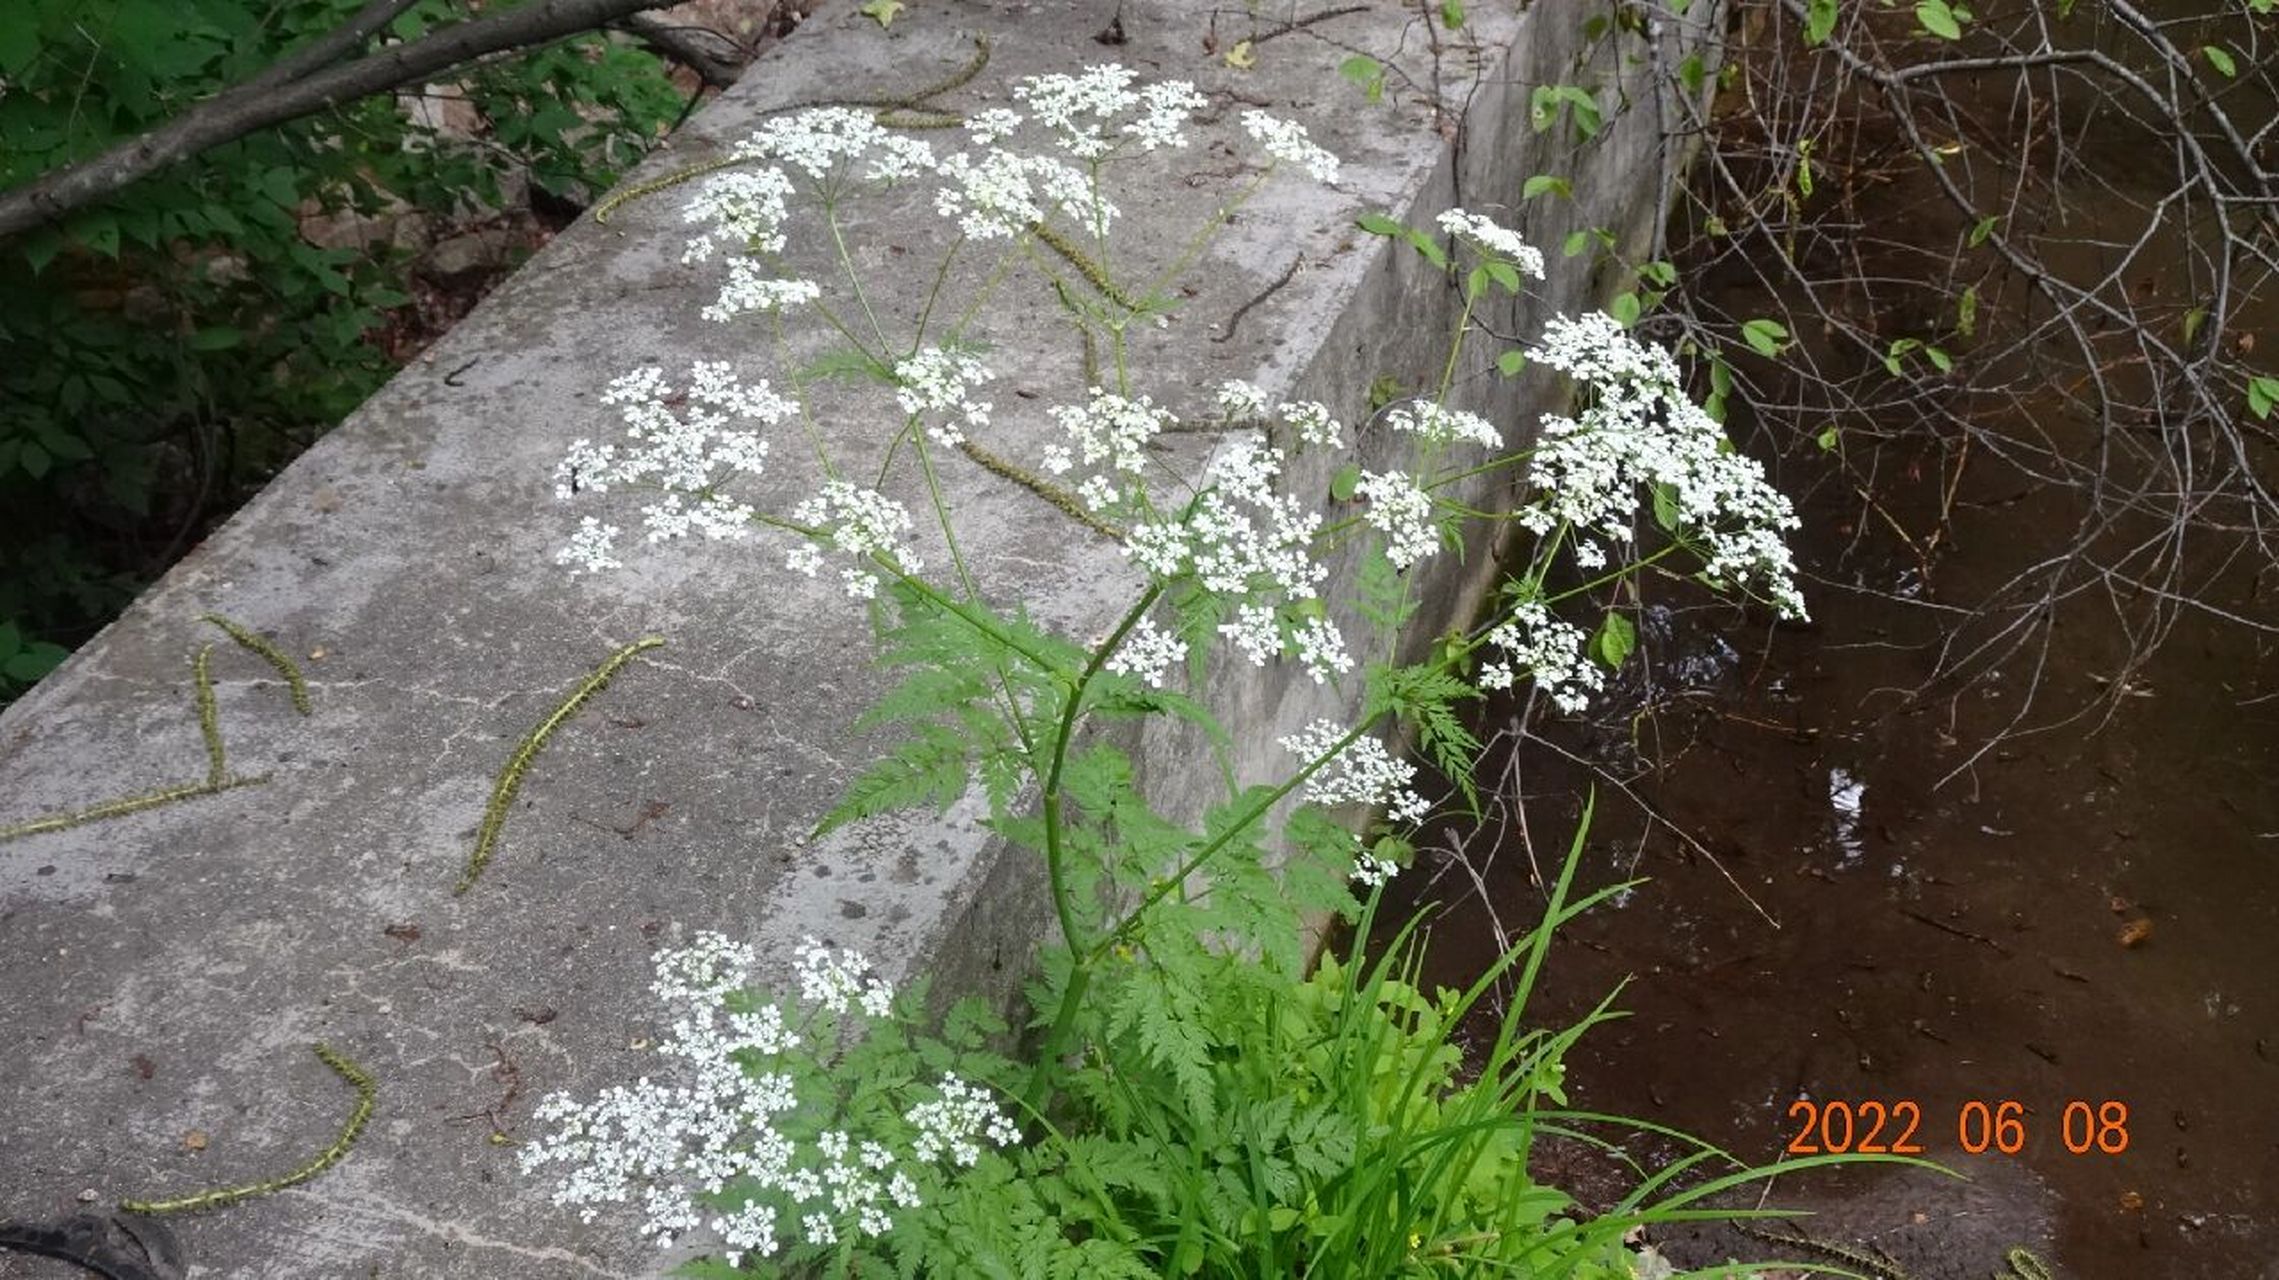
left=814, top=723, right=970, bottom=837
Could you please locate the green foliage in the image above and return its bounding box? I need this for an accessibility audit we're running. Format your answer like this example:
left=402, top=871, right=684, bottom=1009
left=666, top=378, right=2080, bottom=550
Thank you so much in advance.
left=1355, top=211, right=1447, bottom=268
left=1740, top=317, right=1790, bottom=357
left=1589, top=610, right=1636, bottom=669
left=818, top=580, right=1081, bottom=837
left=1803, top=0, right=1839, bottom=45
left=0, top=0, right=683, bottom=705
left=1337, top=54, right=1387, bottom=105
left=1915, top=0, right=1969, bottom=39
left=0, top=618, right=71, bottom=698
left=2248, top=374, right=2279, bottom=420
left=1528, top=84, right=1603, bottom=140
left=1365, top=661, right=1484, bottom=808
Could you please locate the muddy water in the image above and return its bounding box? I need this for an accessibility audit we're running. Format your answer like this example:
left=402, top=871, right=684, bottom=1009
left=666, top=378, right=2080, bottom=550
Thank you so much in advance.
left=1383, top=448, right=2279, bottom=1276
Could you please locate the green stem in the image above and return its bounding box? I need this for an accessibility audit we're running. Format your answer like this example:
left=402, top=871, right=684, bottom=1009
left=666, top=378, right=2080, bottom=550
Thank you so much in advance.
left=909, top=231, right=968, bottom=350
left=824, top=196, right=892, bottom=354
left=1434, top=277, right=1480, bottom=404
left=1087, top=717, right=1373, bottom=968
left=1139, top=165, right=1276, bottom=304
left=1023, top=586, right=1163, bottom=1112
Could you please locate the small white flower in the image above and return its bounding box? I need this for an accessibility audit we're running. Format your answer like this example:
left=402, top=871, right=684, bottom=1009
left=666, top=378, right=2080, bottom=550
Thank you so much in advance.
left=1047, top=388, right=1174, bottom=476
left=895, top=347, right=993, bottom=447
left=1216, top=379, right=1269, bottom=419
left=1478, top=600, right=1604, bottom=713
left=1122, top=521, right=1192, bottom=578
left=1351, top=850, right=1402, bottom=888
left=1435, top=208, right=1547, bottom=280
left=556, top=516, right=622, bottom=574
left=1217, top=602, right=1281, bottom=667
left=681, top=166, right=793, bottom=261
left=1384, top=401, right=1502, bottom=450
left=905, top=1074, right=1021, bottom=1168
left=965, top=107, right=1024, bottom=147
left=1291, top=616, right=1352, bottom=684
left=701, top=259, right=821, bottom=323
left=1278, top=720, right=1427, bottom=823
left=1241, top=110, right=1340, bottom=183
left=790, top=481, right=925, bottom=586
left=1104, top=616, right=1189, bottom=688
left=553, top=362, right=790, bottom=568
left=1278, top=400, right=1343, bottom=449
left=793, top=936, right=891, bottom=1016
left=1524, top=311, right=1806, bottom=617
left=1355, top=470, right=1438, bottom=568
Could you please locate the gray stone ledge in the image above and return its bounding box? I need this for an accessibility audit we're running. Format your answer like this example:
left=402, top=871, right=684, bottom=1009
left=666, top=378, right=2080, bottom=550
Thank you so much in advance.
left=0, top=2, right=1711, bottom=1274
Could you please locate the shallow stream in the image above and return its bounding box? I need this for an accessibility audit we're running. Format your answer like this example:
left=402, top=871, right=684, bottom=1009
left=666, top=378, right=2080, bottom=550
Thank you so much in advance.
left=1385, top=448, right=2279, bottom=1276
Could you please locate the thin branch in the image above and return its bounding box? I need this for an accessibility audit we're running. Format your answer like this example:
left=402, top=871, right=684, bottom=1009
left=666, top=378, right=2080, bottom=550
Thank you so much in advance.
left=614, top=13, right=748, bottom=89
left=0, top=0, right=685, bottom=237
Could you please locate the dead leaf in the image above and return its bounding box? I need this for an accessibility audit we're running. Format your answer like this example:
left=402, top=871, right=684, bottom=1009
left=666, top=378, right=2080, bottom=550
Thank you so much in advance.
left=182, top=1130, right=208, bottom=1151
left=384, top=922, right=422, bottom=943
left=2117, top=918, right=2154, bottom=948
left=2119, top=1189, right=2145, bottom=1213
left=130, top=1054, right=156, bottom=1080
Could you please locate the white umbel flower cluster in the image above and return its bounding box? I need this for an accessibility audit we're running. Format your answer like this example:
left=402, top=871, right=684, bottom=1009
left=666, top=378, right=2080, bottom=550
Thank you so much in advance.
left=553, top=363, right=793, bottom=572
left=1240, top=110, right=1341, bottom=183
left=1382, top=400, right=1503, bottom=450
left=1475, top=600, right=1604, bottom=712
left=1435, top=208, right=1547, bottom=281
left=1354, top=469, right=1438, bottom=568
left=1087, top=420, right=1352, bottom=683
left=1524, top=311, right=1807, bottom=618
left=519, top=933, right=1021, bottom=1267
left=702, top=258, right=821, bottom=324
left=1350, top=847, right=1403, bottom=889
left=933, top=147, right=1107, bottom=239
left=1278, top=720, right=1429, bottom=825
left=786, top=481, right=925, bottom=600
left=1103, top=615, right=1189, bottom=688
left=1008, top=65, right=1209, bottom=159
left=681, top=167, right=794, bottom=263
left=894, top=347, right=994, bottom=448
left=733, top=106, right=937, bottom=183
left=1039, top=387, right=1174, bottom=492
left=1215, top=381, right=1346, bottom=449
left=794, top=935, right=895, bottom=1018
left=905, top=1074, right=1023, bottom=1166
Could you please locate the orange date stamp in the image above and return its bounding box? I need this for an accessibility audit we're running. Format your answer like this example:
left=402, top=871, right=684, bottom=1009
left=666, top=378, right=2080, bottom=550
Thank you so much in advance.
left=1783, top=1098, right=2131, bottom=1156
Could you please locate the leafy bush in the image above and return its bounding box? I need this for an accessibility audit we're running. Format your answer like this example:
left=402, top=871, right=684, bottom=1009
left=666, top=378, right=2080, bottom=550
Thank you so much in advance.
left=0, top=0, right=684, bottom=703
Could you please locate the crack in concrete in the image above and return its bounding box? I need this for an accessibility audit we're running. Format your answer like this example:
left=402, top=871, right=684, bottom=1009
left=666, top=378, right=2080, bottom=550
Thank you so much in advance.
left=285, top=1190, right=635, bottom=1278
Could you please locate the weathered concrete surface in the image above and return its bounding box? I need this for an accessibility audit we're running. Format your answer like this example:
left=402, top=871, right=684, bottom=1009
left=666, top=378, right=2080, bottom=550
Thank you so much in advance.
left=0, top=2, right=1711, bottom=1275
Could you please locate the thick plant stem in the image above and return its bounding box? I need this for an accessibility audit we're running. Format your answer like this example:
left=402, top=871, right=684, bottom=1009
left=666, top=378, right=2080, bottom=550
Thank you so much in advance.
left=1023, top=587, right=1161, bottom=1114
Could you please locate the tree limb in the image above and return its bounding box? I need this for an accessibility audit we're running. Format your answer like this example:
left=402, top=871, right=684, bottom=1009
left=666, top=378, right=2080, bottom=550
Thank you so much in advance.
left=0, top=0, right=689, bottom=239
left=614, top=14, right=749, bottom=89
left=243, top=0, right=425, bottom=97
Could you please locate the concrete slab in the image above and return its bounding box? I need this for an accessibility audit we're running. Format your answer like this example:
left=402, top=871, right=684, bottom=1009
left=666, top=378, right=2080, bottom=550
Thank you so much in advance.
left=0, top=1, right=1714, bottom=1274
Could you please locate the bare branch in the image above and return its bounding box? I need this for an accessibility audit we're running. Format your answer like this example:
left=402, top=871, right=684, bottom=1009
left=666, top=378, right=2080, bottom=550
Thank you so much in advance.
left=0, top=0, right=690, bottom=239
left=614, top=14, right=750, bottom=89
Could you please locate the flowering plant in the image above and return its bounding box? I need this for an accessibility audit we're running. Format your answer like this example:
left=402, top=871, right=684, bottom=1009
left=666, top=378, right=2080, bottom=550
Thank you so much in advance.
left=525, top=57, right=1823, bottom=1277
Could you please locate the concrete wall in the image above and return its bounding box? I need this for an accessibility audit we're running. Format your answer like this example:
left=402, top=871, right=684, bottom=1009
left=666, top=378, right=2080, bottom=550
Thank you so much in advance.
left=0, top=2, right=1715, bottom=1275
